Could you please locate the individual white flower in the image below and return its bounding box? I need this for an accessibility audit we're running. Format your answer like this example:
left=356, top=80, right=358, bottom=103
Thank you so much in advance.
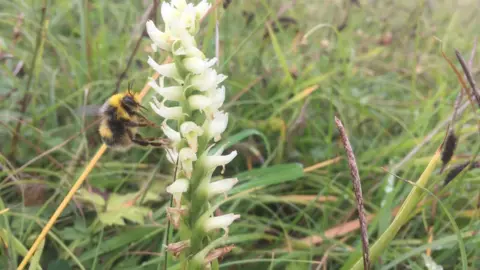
left=207, top=85, right=225, bottom=112
left=147, top=57, right=181, bottom=80
left=208, top=178, right=238, bottom=198
left=179, top=147, right=197, bottom=178
left=195, top=0, right=211, bottom=20
left=150, top=96, right=183, bottom=120
left=204, top=111, right=228, bottom=142
left=183, top=57, right=217, bottom=74
left=161, top=2, right=180, bottom=27
left=166, top=178, right=189, bottom=205
left=188, top=95, right=211, bottom=111
left=203, top=149, right=238, bottom=173
left=203, top=213, right=240, bottom=233
left=166, top=148, right=179, bottom=164
left=191, top=68, right=226, bottom=92
left=180, top=4, right=197, bottom=34
left=149, top=78, right=183, bottom=101
left=162, top=122, right=181, bottom=144
left=146, top=20, right=171, bottom=51
left=180, top=122, right=204, bottom=152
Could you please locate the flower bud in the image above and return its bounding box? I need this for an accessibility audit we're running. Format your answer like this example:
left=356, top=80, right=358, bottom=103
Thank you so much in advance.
left=150, top=96, right=183, bottom=120
left=180, top=122, right=203, bottom=152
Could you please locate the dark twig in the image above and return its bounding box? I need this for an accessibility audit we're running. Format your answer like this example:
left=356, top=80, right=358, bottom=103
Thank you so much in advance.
left=9, top=1, right=47, bottom=160
left=334, top=116, right=370, bottom=270
left=114, top=0, right=159, bottom=94
left=456, top=49, right=480, bottom=107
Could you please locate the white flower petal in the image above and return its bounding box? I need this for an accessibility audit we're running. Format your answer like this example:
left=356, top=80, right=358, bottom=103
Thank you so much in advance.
left=147, top=57, right=180, bottom=79
left=166, top=178, right=189, bottom=206
left=166, top=178, right=189, bottom=194
left=149, top=79, right=183, bottom=101
left=203, top=150, right=237, bottom=172
left=191, top=68, right=217, bottom=92
left=183, top=57, right=217, bottom=74
left=188, top=95, right=212, bottom=111
left=161, top=2, right=179, bottom=26
left=162, top=122, right=181, bottom=143
left=146, top=20, right=170, bottom=51
left=150, top=96, right=183, bottom=120
left=195, top=0, right=211, bottom=19
left=204, top=213, right=240, bottom=232
left=166, top=148, right=179, bottom=164
left=208, top=178, right=238, bottom=197
left=180, top=122, right=203, bottom=152
left=172, top=0, right=187, bottom=10
left=205, top=111, right=228, bottom=142
left=179, top=147, right=197, bottom=178
left=208, top=85, right=225, bottom=111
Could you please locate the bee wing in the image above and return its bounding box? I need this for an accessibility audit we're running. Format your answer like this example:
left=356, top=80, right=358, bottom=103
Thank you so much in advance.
left=75, top=104, right=104, bottom=116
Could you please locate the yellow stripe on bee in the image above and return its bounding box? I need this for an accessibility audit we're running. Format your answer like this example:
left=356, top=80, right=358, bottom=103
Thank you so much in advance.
left=99, top=122, right=113, bottom=138
left=109, top=93, right=129, bottom=119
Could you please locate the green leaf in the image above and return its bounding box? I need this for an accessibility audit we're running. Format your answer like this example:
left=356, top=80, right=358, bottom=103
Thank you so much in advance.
left=78, top=227, right=160, bottom=262
left=230, top=163, right=304, bottom=194
left=47, top=260, right=72, bottom=270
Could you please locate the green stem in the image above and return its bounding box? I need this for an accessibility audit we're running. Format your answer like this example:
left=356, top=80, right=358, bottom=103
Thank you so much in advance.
left=350, top=149, right=441, bottom=270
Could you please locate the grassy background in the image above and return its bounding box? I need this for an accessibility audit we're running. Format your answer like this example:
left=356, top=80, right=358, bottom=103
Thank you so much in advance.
left=1, top=0, right=479, bottom=269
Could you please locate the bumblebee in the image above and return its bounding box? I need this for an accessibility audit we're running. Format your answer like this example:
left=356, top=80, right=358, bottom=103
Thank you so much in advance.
left=98, top=87, right=169, bottom=150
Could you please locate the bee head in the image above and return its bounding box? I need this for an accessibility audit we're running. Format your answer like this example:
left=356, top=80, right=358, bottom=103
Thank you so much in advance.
left=122, top=83, right=146, bottom=111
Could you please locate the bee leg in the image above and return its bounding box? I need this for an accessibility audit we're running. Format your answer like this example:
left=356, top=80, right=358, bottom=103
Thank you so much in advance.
left=132, top=112, right=156, bottom=126
left=123, top=120, right=150, bottom=127
left=128, top=131, right=170, bottom=147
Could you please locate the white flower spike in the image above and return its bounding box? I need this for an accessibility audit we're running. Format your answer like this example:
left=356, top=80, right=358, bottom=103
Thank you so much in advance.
left=146, top=0, right=238, bottom=263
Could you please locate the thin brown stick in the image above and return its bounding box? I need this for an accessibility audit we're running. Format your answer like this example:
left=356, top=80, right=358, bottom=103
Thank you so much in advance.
left=456, top=49, right=480, bottom=107
left=334, top=116, right=370, bottom=270
left=114, top=0, right=159, bottom=94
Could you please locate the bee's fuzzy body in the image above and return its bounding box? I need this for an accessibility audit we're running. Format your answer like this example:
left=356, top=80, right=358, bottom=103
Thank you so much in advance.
left=98, top=91, right=168, bottom=150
